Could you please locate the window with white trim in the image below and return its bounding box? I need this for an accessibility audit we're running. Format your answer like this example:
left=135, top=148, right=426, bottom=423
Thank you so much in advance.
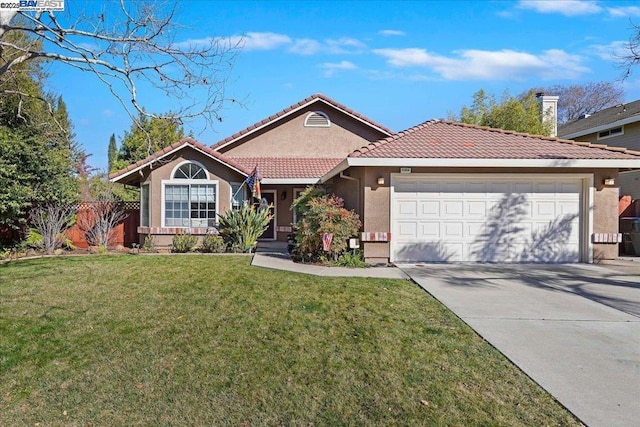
left=230, top=182, right=247, bottom=210
left=597, top=126, right=623, bottom=140
left=140, top=184, right=150, bottom=227
left=304, top=111, right=330, bottom=127
left=164, top=162, right=218, bottom=227
left=292, top=188, right=305, bottom=224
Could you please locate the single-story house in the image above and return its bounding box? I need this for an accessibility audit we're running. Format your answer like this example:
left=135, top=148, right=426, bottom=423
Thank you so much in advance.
left=110, top=93, right=640, bottom=264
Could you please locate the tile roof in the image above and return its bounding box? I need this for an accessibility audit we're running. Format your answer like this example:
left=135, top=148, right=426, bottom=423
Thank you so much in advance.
left=350, top=120, right=640, bottom=160
left=227, top=157, right=344, bottom=179
left=211, top=93, right=393, bottom=149
left=109, top=138, right=252, bottom=181
left=558, top=100, right=640, bottom=137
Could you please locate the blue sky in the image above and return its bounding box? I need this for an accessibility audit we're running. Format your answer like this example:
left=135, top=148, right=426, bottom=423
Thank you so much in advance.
left=44, top=0, right=640, bottom=171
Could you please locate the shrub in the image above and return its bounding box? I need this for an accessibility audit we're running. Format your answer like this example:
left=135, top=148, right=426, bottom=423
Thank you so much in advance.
left=142, top=234, right=155, bottom=252
left=171, top=232, right=198, bottom=253
left=294, top=193, right=361, bottom=261
left=335, top=250, right=368, bottom=268
left=29, top=203, right=76, bottom=255
left=200, top=233, right=226, bottom=253
left=218, top=203, right=272, bottom=253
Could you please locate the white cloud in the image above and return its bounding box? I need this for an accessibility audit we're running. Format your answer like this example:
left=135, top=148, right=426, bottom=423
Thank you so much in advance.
left=289, top=38, right=322, bottom=55
left=373, top=48, right=589, bottom=81
left=607, top=6, right=640, bottom=17
left=590, top=41, right=628, bottom=60
left=320, top=60, right=358, bottom=77
left=231, top=32, right=292, bottom=51
left=517, top=0, right=602, bottom=16
left=326, top=37, right=367, bottom=53
left=379, top=30, right=406, bottom=37
left=102, top=109, right=115, bottom=118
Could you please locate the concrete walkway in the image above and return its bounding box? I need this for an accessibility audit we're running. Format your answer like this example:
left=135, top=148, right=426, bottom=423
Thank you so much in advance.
left=251, top=242, right=408, bottom=279
left=399, top=263, right=640, bottom=427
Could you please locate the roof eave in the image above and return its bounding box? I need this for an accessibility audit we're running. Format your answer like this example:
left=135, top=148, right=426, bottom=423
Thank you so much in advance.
left=345, top=157, right=640, bottom=169
left=560, top=115, right=640, bottom=140
left=320, top=158, right=350, bottom=183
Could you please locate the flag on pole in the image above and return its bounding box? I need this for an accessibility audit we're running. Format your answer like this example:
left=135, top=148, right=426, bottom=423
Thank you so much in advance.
left=244, top=165, right=262, bottom=201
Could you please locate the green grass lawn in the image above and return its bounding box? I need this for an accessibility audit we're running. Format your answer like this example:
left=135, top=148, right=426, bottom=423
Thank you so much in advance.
left=0, top=255, right=580, bottom=426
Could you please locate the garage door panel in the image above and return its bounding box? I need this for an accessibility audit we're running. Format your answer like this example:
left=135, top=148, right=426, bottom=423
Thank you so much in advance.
left=392, top=176, right=583, bottom=263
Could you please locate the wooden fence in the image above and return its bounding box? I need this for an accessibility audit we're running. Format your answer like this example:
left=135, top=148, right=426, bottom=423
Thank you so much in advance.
left=65, top=202, right=140, bottom=249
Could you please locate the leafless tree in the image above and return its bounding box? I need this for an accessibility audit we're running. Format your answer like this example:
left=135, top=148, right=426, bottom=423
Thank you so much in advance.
left=620, top=22, right=640, bottom=79
left=0, top=1, right=242, bottom=146
left=29, top=202, right=76, bottom=255
left=77, top=190, right=128, bottom=249
left=543, top=82, right=624, bottom=124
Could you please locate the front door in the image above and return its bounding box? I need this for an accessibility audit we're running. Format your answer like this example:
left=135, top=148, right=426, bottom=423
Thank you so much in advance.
left=258, top=190, right=276, bottom=240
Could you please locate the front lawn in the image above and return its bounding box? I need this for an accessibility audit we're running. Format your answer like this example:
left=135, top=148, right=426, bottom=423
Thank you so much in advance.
left=0, top=256, right=580, bottom=425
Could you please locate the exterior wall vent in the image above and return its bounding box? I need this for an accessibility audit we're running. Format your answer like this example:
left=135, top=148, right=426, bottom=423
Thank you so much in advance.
left=304, top=111, right=330, bottom=127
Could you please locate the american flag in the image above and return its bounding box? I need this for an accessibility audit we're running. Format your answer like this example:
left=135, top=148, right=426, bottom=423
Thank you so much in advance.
left=244, top=165, right=261, bottom=201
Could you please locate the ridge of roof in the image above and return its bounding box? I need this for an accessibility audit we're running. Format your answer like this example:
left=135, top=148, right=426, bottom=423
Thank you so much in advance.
left=108, top=137, right=252, bottom=181
left=349, top=119, right=640, bottom=158
left=211, top=93, right=394, bottom=149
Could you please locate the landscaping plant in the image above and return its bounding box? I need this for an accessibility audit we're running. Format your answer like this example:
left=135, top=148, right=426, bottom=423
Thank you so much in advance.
left=293, top=191, right=361, bottom=261
left=171, top=232, right=198, bottom=253
left=218, top=203, right=272, bottom=253
left=28, top=202, right=76, bottom=255
left=200, top=233, right=226, bottom=253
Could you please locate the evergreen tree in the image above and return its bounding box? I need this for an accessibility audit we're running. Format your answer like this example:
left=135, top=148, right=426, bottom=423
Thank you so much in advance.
left=108, top=134, right=117, bottom=172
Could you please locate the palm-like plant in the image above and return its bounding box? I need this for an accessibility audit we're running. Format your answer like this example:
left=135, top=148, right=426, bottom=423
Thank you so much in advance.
left=218, top=203, right=272, bottom=253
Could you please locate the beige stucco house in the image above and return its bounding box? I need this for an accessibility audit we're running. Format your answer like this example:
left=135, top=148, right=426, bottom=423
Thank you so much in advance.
left=110, top=94, right=640, bottom=263
left=558, top=100, right=640, bottom=199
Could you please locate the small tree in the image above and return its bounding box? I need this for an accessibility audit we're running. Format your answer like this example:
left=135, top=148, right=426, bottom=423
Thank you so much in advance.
left=77, top=189, right=127, bottom=249
left=218, top=203, right=272, bottom=253
left=29, top=202, right=76, bottom=255
left=294, top=193, right=361, bottom=261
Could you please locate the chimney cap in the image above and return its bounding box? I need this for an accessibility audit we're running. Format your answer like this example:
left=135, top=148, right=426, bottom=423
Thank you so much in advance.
left=535, top=92, right=545, bottom=97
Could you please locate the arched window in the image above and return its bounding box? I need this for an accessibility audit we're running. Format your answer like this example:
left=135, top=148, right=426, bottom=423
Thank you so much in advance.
left=173, top=162, right=207, bottom=179
left=304, top=111, right=331, bottom=127
left=164, top=162, right=218, bottom=228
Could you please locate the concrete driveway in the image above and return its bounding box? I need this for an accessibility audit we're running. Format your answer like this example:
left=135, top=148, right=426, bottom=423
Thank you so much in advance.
left=399, top=262, right=640, bottom=427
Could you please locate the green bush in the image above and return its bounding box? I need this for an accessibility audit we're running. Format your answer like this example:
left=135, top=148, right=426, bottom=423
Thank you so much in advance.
left=335, top=250, right=368, bottom=268
left=218, top=204, right=272, bottom=253
left=200, top=233, right=226, bottom=253
left=294, top=192, right=361, bottom=261
left=171, top=232, right=198, bottom=253
left=142, top=234, right=155, bottom=252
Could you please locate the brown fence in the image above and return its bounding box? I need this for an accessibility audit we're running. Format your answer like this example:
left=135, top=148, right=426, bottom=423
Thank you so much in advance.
left=65, top=202, right=140, bottom=249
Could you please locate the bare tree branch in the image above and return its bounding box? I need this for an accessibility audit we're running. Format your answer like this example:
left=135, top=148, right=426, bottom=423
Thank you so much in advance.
left=619, top=21, right=640, bottom=80
left=0, top=1, right=242, bottom=153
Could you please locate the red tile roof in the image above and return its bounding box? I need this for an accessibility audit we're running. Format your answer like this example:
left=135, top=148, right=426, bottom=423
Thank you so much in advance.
left=109, top=138, right=252, bottom=181
left=350, top=120, right=640, bottom=159
left=211, top=93, right=393, bottom=149
left=228, top=157, right=344, bottom=179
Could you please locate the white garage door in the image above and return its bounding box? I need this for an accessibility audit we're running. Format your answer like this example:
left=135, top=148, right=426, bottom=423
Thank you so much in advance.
left=391, top=174, right=584, bottom=263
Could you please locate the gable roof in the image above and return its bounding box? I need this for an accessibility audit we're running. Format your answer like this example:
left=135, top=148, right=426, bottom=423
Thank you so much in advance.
left=211, top=93, right=394, bottom=151
left=321, top=120, right=640, bottom=181
left=558, top=100, right=640, bottom=139
left=109, top=138, right=252, bottom=184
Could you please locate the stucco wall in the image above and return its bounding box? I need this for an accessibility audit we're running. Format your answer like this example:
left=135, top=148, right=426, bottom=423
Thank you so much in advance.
left=137, top=147, right=245, bottom=248
left=218, top=105, right=386, bottom=158
left=357, top=167, right=621, bottom=263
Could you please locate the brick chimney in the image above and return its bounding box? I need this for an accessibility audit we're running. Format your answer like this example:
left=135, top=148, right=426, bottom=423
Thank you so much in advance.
left=536, top=92, right=559, bottom=137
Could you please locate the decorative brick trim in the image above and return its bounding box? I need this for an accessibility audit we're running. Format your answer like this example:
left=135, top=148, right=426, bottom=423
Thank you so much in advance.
left=361, top=232, right=391, bottom=242
left=137, top=226, right=219, bottom=235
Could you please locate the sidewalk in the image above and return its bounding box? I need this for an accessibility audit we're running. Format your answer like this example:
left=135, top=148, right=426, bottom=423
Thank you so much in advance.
left=251, top=242, right=409, bottom=279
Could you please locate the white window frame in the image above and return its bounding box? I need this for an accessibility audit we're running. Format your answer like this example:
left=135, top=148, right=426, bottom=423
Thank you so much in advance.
left=161, top=161, right=219, bottom=228
left=597, top=126, right=624, bottom=140
left=230, top=181, right=247, bottom=210
left=140, top=184, right=150, bottom=227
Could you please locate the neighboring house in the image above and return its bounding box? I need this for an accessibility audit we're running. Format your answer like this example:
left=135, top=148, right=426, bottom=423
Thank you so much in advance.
left=110, top=94, right=640, bottom=264
left=558, top=100, right=640, bottom=199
